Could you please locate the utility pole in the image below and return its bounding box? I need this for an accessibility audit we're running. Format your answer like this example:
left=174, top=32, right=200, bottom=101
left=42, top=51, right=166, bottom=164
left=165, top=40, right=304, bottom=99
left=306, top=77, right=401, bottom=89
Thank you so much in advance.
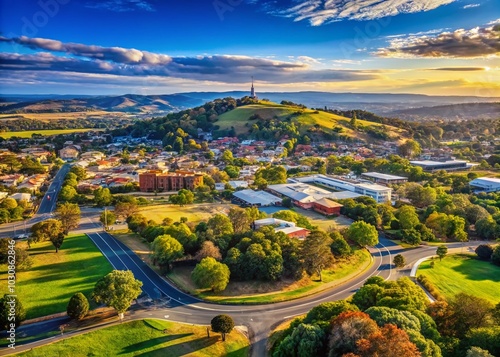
left=104, top=208, right=108, bottom=231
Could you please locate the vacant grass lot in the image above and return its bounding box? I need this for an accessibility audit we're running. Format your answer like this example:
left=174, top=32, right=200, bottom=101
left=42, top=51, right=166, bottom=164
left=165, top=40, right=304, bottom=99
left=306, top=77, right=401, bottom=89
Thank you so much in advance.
left=0, top=234, right=113, bottom=319
left=138, top=203, right=237, bottom=224
left=0, top=128, right=102, bottom=139
left=417, top=254, right=500, bottom=304
left=16, top=319, right=249, bottom=357
left=168, top=249, right=371, bottom=304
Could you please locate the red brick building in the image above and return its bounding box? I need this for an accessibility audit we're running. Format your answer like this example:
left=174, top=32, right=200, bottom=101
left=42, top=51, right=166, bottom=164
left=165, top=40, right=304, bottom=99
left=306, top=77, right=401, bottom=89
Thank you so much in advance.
left=313, top=198, right=343, bottom=216
left=139, top=171, right=203, bottom=192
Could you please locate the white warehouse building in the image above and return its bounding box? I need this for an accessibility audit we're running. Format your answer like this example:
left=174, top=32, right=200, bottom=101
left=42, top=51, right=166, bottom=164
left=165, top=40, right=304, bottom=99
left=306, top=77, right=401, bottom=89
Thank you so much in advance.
left=469, top=177, right=500, bottom=193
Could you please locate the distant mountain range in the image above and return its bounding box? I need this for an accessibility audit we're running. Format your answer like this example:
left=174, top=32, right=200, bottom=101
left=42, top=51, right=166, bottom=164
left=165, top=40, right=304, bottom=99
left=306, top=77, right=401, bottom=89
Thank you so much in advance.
left=1, top=92, right=499, bottom=120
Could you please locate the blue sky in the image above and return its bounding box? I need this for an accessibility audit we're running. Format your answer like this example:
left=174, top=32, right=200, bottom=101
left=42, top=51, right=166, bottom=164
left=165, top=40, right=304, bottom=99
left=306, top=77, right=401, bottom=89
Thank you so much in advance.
left=0, top=0, right=499, bottom=95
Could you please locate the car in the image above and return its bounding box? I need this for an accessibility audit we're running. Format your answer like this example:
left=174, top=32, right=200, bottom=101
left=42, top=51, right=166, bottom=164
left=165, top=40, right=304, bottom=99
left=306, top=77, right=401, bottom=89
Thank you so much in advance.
left=14, top=233, right=30, bottom=240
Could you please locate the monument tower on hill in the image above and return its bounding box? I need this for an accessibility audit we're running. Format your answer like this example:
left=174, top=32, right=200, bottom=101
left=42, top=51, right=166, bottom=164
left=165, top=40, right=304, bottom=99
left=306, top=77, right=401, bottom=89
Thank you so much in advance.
left=250, top=76, right=257, bottom=99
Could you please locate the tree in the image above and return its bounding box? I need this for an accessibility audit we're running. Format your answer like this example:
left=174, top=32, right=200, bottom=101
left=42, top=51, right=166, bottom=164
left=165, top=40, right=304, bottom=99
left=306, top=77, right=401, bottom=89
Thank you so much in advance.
left=151, top=234, right=184, bottom=271
left=330, top=231, right=352, bottom=258
left=224, top=165, right=240, bottom=178
left=0, top=294, right=26, bottom=329
left=114, top=202, right=138, bottom=219
left=191, top=257, right=230, bottom=293
left=55, top=202, right=81, bottom=234
left=302, top=230, right=334, bottom=281
left=228, top=207, right=252, bottom=234
left=51, top=232, right=65, bottom=253
left=31, top=219, right=63, bottom=243
left=207, top=214, right=234, bottom=238
left=169, top=189, right=194, bottom=206
left=92, top=270, right=142, bottom=315
left=393, top=254, right=406, bottom=268
left=329, top=311, right=379, bottom=356
left=220, top=149, right=234, bottom=164
left=475, top=244, right=493, bottom=261
left=492, top=245, right=500, bottom=266
left=274, top=323, right=326, bottom=357
left=195, top=241, right=222, bottom=261
left=1, top=198, right=17, bottom=210
left=173, top=136, right=184, bottom=153
left=398, top=140, right=421, bottom=158
left=475, top=216, right=499, bottom=240
left=466, top=347, right=494, bottom=357
left=67, top=292, right=89, bottom=320
left=399, top=228, right=422, bottom=246
left=59, top=185, right=77, bottom=202
left=100, top=210, right=117, bottom=226
left=345, top=221, right=379, bottom=248
left=449, top=293, right=493, bottom=338
left=70, top=166, right=87, bottom=180
left=94, top=187, right=112, bottom=207
left=211, top=314, right=234, bottom=341
left=397, top=205, right=420, bottom=230
left=356, top=324, right=421, bottom=357
left=436, top=245, right=448, bottom=261
left=127, top=213, right=148, bottom=233
left=304, top=300, right=359, bottom=324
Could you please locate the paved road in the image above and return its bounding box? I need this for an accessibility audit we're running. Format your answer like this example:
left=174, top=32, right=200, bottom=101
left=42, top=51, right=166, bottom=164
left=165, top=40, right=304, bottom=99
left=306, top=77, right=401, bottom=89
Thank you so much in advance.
left=0, top=164, right=71, bottom=238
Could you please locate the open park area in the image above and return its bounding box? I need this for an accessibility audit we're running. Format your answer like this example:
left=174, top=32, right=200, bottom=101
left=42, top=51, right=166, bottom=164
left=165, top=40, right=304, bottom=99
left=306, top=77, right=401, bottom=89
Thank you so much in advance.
left=167, top=249, right=370, bottom=304
left=0, top=234, right=113, bottom=319
left=14, top=319, right=250, bottom=357
left=417, top=253, right=500, bottom=304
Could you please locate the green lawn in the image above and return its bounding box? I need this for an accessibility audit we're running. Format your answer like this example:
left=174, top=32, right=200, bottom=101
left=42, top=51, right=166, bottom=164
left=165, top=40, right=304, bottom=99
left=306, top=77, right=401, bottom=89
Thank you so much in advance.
left=138, top=203, right=237, bottom=224
left=0, top=234, right=113, bottom=319
left=417, top=254, right=500, bottom=304
left=15, top=319, right=249, bottom=357
left=0, top=128, right=102, bottom=139
left=168, top=249, right=371, bottom=304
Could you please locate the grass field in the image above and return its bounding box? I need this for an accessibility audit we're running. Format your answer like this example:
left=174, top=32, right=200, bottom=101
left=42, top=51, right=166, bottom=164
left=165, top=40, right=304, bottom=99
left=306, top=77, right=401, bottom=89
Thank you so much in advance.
left=0, top=234, right=113, bottom=319
left=15, top=319, right=249, bottom=357
left=0, top=128, right=103, bottom=139
left=168, top=249, right=371, bottom=304
left=138, top=203, right=237, bottom=224
left=215, top=102, right=406, bottom=141
left=417, top=254, right=500, bottom=304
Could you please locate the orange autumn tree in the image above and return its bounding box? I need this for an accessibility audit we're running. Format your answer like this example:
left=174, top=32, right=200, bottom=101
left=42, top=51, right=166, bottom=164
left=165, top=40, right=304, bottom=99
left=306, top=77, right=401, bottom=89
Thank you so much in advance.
left=356, top=324, right=421, bottom=357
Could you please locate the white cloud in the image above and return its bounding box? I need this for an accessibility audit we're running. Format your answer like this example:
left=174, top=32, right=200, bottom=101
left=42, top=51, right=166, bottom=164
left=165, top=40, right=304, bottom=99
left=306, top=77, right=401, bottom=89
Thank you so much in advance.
left=376, top=21, right=500, bottom=58
left=252, top=0, right=457, bottom=25
left=463, top=3, right=480, bottom=9
left=0, top=36, right=380, bottom=84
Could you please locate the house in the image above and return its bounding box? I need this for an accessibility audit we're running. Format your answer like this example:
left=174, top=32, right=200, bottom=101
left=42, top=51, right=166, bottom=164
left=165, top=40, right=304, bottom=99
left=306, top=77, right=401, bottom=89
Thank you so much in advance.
left=313, top=198, right=343, bottom=216
left=59, top=145, right=81, bottom=160
left=9, top=192, right=32, bottom=202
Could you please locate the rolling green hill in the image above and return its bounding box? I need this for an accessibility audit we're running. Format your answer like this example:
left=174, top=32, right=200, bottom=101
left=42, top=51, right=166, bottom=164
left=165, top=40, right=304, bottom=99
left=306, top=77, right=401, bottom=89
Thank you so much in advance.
left=215, top=101, right=407, bottom=142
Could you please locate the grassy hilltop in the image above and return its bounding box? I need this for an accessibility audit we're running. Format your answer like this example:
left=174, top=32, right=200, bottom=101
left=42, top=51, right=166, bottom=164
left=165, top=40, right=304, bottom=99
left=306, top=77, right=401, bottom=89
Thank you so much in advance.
left=215, top=101, right=407, bottom=142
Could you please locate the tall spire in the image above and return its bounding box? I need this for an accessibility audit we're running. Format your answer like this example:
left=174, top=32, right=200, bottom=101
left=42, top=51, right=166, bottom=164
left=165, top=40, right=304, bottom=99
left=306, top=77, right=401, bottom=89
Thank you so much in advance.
left=250, top=76, right=256, bottom=98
